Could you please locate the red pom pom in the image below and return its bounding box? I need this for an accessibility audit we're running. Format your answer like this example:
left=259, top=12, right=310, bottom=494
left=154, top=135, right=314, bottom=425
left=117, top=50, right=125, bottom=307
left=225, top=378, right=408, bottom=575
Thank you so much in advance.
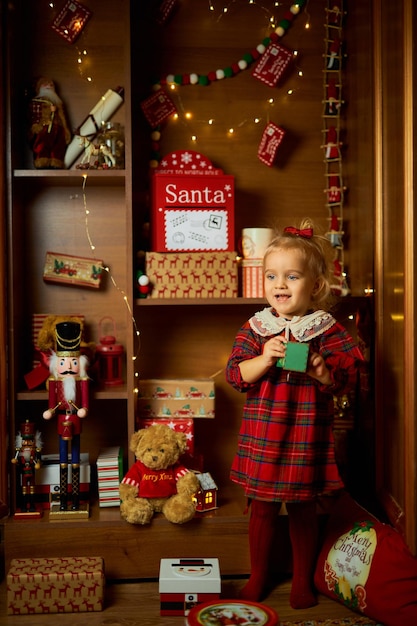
left=283, top=10, right=295, bottom=21
left=269, top=32, right=279, bottom=43
left=207, top=70, right=217, bottom=82
left=231, top=62, right=240, bottom=74
left=182, top=74, right=191, bottom=85
left=250, top=48, right=261, bottom=60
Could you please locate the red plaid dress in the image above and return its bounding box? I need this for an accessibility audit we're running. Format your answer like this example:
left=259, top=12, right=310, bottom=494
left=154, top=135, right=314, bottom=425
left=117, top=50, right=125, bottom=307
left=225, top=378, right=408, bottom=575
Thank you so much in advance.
left=226, top=308, right=366, bottom=502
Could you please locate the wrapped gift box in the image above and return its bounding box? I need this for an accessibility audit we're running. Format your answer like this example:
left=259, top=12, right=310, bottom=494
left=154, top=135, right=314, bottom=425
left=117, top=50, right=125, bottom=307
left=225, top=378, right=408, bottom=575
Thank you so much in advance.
left=138, top=418, right=195, bottom=455
left=151, top=150, right=235, bottom=252
left=146, top=251, right=238, bottom=298
left=35, top=453, right=90, bottom=509
left=242, top=259, right=264, bottom=298
left=97, top=447, right=124, bottom=507
left=159, top=558, right=221, bottom=616
left=136, top=379, right=215, bottom=419
left=7, top=557, right=104, bottom=615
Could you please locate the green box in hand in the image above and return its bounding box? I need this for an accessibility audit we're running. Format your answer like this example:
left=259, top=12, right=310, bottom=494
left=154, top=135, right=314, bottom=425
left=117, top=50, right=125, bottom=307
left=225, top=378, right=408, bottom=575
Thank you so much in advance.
left=276, top=341, right=309, bottom=372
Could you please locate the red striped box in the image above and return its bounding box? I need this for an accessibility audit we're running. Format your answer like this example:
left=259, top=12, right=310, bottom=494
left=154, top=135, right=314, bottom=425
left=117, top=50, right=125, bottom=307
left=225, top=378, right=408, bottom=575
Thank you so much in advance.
left=242, top=260, right=264, bottom=298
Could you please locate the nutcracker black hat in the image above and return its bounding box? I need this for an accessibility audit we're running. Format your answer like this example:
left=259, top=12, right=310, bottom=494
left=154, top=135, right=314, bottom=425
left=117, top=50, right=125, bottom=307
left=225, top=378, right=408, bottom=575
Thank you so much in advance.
left=55, top=321, right=82, bottom=357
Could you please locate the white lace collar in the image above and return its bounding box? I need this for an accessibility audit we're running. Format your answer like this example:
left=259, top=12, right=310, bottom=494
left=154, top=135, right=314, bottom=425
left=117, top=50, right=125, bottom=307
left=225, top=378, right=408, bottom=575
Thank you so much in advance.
left=249, top=307, right=336, bottom=342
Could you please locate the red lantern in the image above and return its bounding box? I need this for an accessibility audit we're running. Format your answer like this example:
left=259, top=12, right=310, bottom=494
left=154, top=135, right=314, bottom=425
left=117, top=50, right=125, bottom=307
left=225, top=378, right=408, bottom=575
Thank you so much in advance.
left=96, top=317, right=124, bottom=386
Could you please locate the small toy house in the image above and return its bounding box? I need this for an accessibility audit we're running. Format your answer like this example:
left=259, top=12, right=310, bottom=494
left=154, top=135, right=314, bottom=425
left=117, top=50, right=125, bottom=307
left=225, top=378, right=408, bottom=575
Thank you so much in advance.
left=195, top=473, right=218, bottom=512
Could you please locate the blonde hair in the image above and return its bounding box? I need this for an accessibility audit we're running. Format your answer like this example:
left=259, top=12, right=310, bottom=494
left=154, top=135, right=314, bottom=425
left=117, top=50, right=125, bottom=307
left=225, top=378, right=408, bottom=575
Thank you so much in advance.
left=263, top=218, right=336, bottom=311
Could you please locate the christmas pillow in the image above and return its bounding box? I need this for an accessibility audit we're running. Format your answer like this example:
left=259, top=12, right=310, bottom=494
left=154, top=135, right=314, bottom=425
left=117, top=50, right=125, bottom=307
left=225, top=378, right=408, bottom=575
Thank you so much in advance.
left=314, top=492, right=417, bottom=626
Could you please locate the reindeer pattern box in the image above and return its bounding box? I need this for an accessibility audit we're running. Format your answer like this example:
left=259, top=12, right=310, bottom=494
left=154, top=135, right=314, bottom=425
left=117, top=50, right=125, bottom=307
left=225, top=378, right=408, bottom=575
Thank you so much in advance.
left=7, top=557, right=104, bottom=615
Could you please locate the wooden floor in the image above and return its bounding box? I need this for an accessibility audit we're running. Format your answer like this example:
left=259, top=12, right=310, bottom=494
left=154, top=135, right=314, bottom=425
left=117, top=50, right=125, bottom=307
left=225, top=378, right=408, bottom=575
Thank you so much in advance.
left=0, top=575, right=369, bottom=625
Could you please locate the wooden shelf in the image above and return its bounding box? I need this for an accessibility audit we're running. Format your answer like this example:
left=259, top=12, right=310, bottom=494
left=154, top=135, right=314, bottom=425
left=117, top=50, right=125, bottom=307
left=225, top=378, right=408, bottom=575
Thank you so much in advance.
left=2, top=485, right=254, bottom=580
left=136, top=297, right=265, bottom=306
left=13, top=169, right=126, bottom=187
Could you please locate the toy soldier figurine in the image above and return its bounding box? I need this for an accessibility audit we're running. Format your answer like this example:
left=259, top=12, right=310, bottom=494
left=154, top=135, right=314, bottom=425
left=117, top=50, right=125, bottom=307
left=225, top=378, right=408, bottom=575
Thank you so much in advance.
left=43, top=321, right=89, bottom=511
left=11, top=420, right=42, bottom=516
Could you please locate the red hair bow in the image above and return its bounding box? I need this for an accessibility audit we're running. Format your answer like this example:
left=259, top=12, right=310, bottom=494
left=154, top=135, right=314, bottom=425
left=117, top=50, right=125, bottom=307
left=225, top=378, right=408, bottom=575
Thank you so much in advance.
left=284, top=226, right=313, bottom=238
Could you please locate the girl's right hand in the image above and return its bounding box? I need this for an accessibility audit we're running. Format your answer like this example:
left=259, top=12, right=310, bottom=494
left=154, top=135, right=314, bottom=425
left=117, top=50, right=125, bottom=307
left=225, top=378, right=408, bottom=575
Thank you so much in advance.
left=262, top=335, right=287, bottom=366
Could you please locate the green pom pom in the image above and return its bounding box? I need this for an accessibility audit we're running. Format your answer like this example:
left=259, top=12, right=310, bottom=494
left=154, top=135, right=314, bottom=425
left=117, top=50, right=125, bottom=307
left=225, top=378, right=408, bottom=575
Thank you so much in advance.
left=242, top=52, right=254, bottom=64
left=174, top=74, right=183, bottom=85
left=198, top=75, right=209, bottom=86
left=224, top=67, right=234, bottom=78
left=262, top=37, right=272, bottom=47
left=279, top=19, right=290, bottom=30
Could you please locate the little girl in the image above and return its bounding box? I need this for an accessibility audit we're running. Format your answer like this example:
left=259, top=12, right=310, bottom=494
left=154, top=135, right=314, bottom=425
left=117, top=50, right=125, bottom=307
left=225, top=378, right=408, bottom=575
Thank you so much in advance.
left=226, top=219, right=366, bottom=609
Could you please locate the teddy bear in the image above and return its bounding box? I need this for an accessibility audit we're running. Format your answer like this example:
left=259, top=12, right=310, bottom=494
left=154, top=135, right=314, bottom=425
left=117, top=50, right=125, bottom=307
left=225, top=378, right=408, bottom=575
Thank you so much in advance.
left=119, top=423, right=200, bottom=525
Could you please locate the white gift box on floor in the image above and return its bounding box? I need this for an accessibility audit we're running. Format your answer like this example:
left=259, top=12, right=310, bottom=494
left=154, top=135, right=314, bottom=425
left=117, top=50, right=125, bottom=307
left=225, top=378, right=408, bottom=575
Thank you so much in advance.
left=159, top=558, right=221, bottom=616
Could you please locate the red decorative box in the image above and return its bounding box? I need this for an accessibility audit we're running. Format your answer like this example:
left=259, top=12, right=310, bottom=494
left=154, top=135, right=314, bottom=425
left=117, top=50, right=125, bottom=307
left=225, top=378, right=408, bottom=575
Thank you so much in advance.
left=7, top=557, right=104, bottom=615
left=139, top=418, right=195, bottom=455
left=242, top=259, right=264, bottom=298
left=151, top=151, right=235, bottom=252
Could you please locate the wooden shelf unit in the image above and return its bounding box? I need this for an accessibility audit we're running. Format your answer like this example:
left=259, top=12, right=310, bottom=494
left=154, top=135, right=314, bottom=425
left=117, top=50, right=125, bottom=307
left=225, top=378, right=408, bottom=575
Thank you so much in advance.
left=3, top=0, right=134, bottom=537
left=1, top=0, right=374, bottom=581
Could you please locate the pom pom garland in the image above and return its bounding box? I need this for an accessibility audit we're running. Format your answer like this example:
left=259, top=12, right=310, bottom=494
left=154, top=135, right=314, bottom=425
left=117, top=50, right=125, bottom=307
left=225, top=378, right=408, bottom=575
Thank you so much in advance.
left=151, top=1, right=306, bottom=89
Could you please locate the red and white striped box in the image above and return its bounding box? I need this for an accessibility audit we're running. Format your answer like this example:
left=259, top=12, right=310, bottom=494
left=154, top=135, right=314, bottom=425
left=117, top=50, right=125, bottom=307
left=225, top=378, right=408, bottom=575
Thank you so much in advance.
left=242, top=260, right=264, bottom=298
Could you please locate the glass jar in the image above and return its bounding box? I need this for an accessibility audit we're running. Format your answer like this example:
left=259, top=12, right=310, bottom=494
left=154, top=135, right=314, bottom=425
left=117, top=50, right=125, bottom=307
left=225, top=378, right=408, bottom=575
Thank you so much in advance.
left=96, top=122, right=125, bottom=169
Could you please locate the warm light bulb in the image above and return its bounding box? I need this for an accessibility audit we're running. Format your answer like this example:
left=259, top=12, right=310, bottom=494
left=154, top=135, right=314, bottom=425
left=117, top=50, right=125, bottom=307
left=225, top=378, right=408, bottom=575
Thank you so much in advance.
left=185, top=112, right=192, bottom=119
left=191, top=135, right=197, bottom=142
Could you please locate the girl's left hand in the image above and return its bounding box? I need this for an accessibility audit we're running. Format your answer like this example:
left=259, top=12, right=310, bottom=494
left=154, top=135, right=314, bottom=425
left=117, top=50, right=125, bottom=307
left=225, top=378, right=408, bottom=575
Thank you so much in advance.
left=307, top=351, right=332, bottom=386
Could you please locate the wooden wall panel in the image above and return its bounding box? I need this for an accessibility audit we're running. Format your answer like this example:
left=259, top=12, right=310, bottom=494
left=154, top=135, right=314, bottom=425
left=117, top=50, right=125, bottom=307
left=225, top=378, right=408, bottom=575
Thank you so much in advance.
left=373, top=0, right=417, bottom=551
left=0, top=0, right=9, bottom=518
left=132, top=0, right=374, bottom=296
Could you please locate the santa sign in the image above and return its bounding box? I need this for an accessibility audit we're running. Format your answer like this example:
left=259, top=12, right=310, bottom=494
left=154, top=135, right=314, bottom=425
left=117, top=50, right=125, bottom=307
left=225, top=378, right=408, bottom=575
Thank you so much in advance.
left=151, top=151, right=235, bottom=252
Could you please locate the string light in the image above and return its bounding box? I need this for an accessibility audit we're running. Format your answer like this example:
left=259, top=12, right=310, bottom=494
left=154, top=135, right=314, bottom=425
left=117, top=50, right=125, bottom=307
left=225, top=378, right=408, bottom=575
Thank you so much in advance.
left=81, top=175, right=141, bottom=363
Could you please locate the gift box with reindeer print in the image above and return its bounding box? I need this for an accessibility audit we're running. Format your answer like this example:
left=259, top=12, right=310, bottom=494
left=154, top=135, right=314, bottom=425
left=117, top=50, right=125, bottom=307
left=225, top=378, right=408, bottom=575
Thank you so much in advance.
left=145, top=251, right=238, bottom=299
left=7, top=557, right=104, bottom=614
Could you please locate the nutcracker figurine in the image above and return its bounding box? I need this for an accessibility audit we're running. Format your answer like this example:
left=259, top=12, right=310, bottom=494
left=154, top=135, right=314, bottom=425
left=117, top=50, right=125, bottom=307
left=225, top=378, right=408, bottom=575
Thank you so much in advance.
left=11, top=420, right=43, bottom=517
left=43, top=321, right=89, bottom=512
